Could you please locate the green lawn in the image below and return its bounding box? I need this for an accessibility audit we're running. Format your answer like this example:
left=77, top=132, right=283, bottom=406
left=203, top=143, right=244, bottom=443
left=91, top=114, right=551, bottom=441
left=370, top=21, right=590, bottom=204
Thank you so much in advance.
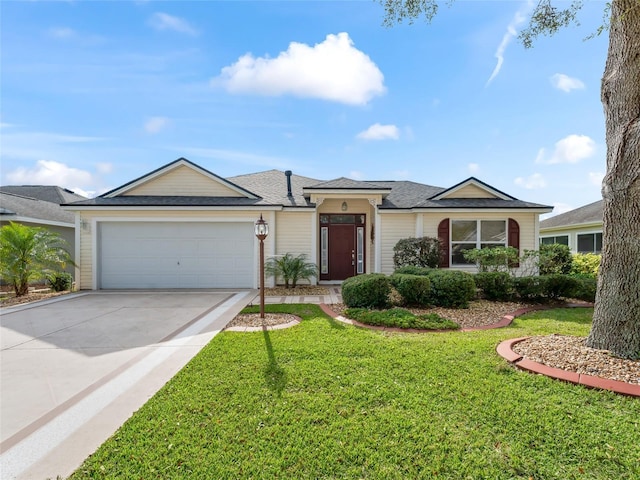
left=71, top=305, right=640, bottom=480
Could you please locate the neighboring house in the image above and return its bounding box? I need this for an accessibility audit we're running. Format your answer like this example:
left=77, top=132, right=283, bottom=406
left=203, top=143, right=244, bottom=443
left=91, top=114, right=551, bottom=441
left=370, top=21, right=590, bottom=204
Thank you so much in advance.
left=539, top=200, right=603, bottom=254
left=63, top=158, right=552, bottom=290
left=0, top=186, right=87, bottom=279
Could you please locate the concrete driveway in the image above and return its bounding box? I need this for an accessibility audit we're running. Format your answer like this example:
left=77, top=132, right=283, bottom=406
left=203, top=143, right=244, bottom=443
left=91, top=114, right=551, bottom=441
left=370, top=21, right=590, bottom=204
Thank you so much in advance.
left=0, top=290, right=254, bottom=480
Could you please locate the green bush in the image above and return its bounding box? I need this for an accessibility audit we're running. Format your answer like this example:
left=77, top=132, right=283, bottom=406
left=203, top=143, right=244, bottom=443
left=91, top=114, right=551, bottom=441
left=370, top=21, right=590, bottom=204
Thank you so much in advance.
left=543, top=274, right=580, bottom=299
left=569, top=275, right=597, bottom=302
left=265, top=253, right=318, bottom=288
left=47, top=272, right=72, bottom=292
left=571, top=253, right=601, bottom=277
left=426, top=270, right=476, bottom=308
left=344, top=307, right=459, bottom=330
left=539, top=244, right=573, bottom=275
left=341, top=274, right=391, bottom=309
left=473, top=272, right=514, bottom=301
left=514, top=276, right=548, bottom=302
left=390, top=274, right=431, bottom=306
left=393, top=265, right=432, bottom=276
left=393, top=237, right=442, bottom=269
left=463, top=246, right=520, bottom=272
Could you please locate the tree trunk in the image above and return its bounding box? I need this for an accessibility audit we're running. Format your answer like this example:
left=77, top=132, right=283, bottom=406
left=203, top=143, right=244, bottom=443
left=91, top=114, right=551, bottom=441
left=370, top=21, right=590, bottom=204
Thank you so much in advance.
left=586, top=0, right=640, bottom=359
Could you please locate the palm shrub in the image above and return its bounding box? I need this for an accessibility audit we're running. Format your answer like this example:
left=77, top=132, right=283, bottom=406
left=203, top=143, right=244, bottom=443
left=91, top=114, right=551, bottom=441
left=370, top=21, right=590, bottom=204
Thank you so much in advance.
left=0, top=222, right=74, bottom=296
left=264, top=253, right=318, bottom=289
left=341, top=274, right=391, bottom=309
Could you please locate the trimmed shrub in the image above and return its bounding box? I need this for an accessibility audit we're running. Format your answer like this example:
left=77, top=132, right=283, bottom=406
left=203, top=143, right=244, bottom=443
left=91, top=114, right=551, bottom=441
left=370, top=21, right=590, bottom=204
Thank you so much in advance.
left=473, top=272, right=514, bottom=301
left=514, top=276, right=548, bottom=302
left=463, top=246, right=520, bottom=273
left=344, top=307, right=459, bottom=330
left=569, top=275, right=597, bottom=302
left=539, top=243, right=572, bottom=275
left=393, top=237, right=442, bottom=269
left=427, top=270, right=476, bottom=308
left=571, top=253, right=601, bottom=277
left=47, top=272, right=72, bottom=292
left=393, top=265, right=432, bottom=276
left=341, top=274, right=391, bottom=309
left=543, top=274, right=580, bottom=299
left=390, top=273, right=431, bottom=306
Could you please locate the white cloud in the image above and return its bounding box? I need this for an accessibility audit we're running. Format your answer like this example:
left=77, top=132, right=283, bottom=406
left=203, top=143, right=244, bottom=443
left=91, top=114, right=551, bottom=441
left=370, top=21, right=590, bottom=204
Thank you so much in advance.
left=468, top=163, right=480, bottom=175
left=356, top=123, right=399, bottom=141
left=6, top=160, right=94, bottom=187
left=213, top=32, right=386, bottom=106
left=589, top=171, right=604, bottom=186
left=48, top=27, right=76, bottom=39
left=144, top=116, right=170, bottom=134
left=148, top=12, right=198, bottom=35
left=514, top=173, right=546, bottom=189
left=535, top=134, right=596, bottom=164
left=550, top=73, right=585, bottom=92
left=96, top=162, right=113, bottom=174
left=486, top=0, right=534, bottom=85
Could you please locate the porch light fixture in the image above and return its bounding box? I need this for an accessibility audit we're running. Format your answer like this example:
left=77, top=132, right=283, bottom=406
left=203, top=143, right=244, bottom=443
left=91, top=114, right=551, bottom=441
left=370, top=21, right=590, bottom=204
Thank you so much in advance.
left=255, top=214, right=269, bottom=319
left=341, top=201, right=348, bottom=211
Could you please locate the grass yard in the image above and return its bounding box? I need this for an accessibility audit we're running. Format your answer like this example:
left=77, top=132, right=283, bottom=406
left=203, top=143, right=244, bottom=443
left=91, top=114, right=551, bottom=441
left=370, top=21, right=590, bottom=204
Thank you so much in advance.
left=71, top=305, right=640, bottom=480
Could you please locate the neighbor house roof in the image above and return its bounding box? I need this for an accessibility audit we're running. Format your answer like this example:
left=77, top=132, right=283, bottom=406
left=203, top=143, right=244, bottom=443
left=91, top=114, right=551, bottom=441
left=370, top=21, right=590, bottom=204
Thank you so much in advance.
left=0, top=192, right=77, bottom=225
left=540, top=200, right=603, bottom=229
left=0, top=185, right=86, bottom=204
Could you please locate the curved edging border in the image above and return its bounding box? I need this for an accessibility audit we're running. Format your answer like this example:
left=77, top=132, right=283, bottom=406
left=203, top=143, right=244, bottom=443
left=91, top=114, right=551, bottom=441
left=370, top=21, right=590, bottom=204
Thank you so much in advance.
left=497, top=337, right=640, bottom=398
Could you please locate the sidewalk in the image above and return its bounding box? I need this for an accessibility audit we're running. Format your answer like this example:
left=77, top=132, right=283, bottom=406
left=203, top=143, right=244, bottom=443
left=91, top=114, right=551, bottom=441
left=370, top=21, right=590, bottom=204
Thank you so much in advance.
left=251, top=286, right=342, bottom=305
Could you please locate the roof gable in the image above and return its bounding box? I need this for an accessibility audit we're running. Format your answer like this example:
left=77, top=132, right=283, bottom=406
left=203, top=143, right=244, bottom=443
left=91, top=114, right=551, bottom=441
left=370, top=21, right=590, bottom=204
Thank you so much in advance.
left=102, top=158, right=259, bottom=199
left=430, top=177, right=515, bottom=201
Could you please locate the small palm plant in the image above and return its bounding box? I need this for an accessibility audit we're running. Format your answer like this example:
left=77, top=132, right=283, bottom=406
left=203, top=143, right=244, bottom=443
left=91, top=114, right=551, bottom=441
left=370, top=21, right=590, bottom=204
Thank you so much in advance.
left=265, top=253, right=318, bottom=289
left=0, top=222, right=74, bottom=297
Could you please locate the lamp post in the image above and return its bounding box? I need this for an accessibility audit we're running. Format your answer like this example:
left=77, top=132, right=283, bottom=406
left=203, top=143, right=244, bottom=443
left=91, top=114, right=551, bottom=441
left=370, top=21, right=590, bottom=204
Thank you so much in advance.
left=255, top=214, right=269, bottom=319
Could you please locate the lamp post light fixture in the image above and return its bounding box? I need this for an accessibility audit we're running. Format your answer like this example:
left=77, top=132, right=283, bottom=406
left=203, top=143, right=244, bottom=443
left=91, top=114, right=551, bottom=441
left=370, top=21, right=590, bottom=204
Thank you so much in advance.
left=255, top=214, right=269, bottom=319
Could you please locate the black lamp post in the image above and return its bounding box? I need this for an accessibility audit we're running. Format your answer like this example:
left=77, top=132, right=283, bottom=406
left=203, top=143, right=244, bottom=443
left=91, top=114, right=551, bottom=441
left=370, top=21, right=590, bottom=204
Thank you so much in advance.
left=255, top=214, right=269, bottom=319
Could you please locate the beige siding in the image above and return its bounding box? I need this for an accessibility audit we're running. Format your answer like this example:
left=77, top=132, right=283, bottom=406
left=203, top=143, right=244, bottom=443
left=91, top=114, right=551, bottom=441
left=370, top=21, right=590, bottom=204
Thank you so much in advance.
left=76, top=210, right=266, bottom=290
left=441, top=184, right=496, bottom=199
left=379, top=213, right=417, bottom=275
left=124, top=165, right=244, bottom=197
left=539, top=223, right=603, bottom=253
left=420, top=211, right=538, bottom=274
left=275, top=211, right=313, bottom=257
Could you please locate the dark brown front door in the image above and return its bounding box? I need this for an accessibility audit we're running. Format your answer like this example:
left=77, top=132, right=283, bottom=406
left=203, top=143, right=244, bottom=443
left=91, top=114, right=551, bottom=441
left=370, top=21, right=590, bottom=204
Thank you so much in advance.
left=320, top=213, right=366, bottom=281
left=328, top=224, right=356, bottom=281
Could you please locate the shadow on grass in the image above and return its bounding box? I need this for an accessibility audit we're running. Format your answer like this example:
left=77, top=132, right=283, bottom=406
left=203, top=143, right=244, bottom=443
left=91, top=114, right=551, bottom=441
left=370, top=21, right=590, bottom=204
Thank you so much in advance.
left=516, top=306, right=594, bottom=325
left=262, top=328, right=287, bottom=396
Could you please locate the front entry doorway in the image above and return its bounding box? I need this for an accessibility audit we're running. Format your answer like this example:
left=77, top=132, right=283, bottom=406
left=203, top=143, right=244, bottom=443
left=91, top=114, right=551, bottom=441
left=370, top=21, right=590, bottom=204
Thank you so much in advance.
left=319, top=214, right=366, bottom=281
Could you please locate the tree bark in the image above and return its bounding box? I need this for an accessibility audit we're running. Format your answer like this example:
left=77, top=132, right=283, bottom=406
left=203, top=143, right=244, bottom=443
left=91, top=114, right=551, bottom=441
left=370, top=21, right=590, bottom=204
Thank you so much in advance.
left=586, top=0, right=640, bottom=359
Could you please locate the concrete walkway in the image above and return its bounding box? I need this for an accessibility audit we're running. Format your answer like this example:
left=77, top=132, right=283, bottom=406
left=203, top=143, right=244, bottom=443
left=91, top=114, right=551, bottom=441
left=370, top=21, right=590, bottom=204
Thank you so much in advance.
left=251, top=286, right=342, bottom=306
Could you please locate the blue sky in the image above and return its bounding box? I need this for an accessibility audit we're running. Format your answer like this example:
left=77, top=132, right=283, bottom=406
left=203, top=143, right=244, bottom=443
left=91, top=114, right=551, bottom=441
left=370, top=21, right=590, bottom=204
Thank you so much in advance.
left=1, top=1, right=609, bottom=216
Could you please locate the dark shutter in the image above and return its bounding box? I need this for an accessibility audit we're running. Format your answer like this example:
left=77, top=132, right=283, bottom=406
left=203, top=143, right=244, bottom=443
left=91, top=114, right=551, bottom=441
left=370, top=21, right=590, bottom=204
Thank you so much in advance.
left=508, top=218, right=520, bottom=267
left=438, top=218, right=450, bottom=268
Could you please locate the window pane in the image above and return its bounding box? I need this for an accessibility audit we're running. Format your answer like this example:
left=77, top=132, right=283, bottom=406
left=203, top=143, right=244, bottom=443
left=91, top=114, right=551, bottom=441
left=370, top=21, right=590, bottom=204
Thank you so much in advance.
left=356, top=227, right=364, bottom=274
left=481, top=243, right=504, bottom=250
left=452, top=220, right=477, bottom=242
left=541, top=237, right=554, bottom=245
left=481, top=220, right=506, bottom=242
left=556, top=236, right=569, bottom=246
left=452, top=244, right=476, bottom=265
left=331, top=215, right=355, bottom=224
left=577, top=234, right=594, bottom=253
left=320, top=227, right=328, bottom=274
left=595, top=233, right=602, bottom=253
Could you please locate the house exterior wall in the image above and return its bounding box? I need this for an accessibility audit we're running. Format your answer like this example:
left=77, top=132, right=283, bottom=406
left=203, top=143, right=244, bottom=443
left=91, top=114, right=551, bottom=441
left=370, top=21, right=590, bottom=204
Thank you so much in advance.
left=123, top=166, right=244, bottom=197
left=76, top=210, right=269, bottom=290
left=539, top=223, right=603, bottom=253
left=378, top=213, right=417, bottom=275
left=442, top=184, right=496, bottom=198
left=273, top=210, right=315, bottom=285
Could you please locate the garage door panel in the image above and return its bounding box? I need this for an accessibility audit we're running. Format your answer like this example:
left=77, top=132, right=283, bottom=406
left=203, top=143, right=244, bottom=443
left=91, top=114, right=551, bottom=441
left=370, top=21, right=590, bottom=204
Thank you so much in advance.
left=99, top=222, right=254, bottom=289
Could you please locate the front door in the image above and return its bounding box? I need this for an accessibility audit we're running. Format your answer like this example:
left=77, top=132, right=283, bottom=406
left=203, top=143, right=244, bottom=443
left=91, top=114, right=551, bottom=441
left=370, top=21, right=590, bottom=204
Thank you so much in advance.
left=320, top=214, right=366, bottom=281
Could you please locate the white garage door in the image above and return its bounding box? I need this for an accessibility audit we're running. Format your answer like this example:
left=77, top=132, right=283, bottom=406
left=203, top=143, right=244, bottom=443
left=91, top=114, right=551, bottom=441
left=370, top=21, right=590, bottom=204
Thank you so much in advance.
left=99, top=222, right=254, bottom=289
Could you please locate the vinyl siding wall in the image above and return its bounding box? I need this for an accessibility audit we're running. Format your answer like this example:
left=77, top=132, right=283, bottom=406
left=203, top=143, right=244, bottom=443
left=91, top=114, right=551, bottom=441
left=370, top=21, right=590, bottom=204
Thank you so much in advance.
left=379, top=213, right=417, bottom=275
left=273, top=211, right=315, bottom=285
left=123, top=166, right=244, bottom=197
left=442, top=184, right=496, bottom=199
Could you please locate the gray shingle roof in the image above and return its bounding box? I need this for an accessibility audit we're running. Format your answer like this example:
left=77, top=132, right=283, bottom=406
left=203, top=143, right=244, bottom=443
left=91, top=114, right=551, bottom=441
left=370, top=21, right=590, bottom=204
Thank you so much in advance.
left=229, top=169, right=319, bottom=207
left=540, top=200, right=603, bottom=229
left=0, top=192, right=76, bottom=224
left=0, top=185, right=86, bottom=204
left=66, top=196, right=266, bottom=207
left=304, top=177, right=389, bottom=191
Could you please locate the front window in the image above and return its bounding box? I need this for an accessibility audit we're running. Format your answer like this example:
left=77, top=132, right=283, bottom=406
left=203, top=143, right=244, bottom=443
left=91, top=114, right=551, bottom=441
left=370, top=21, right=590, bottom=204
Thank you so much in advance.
left=451, top=220, right=506, bottom=265
left=577, top=233, right=602, bottom=253
left=540, top=235, right=569, bottom=246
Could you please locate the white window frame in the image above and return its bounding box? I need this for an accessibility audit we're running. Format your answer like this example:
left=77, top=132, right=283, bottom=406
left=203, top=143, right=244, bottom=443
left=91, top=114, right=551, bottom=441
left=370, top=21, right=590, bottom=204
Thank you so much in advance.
left=450, top=219, right=507, bottom=266
left=540, top=235, right=569, bottom=246
left=577, top=231, right=603, bottom=254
